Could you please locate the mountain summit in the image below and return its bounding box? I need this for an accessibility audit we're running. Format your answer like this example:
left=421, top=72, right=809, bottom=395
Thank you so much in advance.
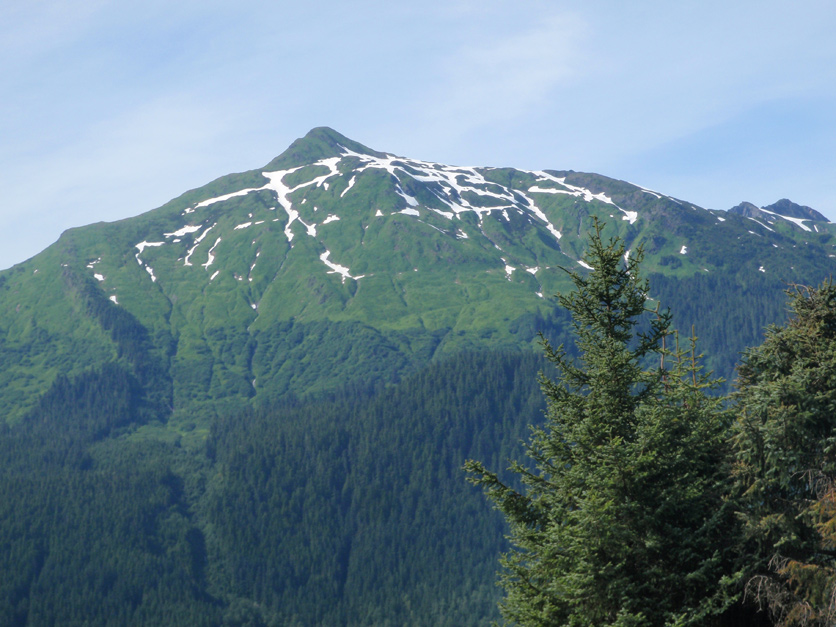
left=729, top=198, right=829, bottom=224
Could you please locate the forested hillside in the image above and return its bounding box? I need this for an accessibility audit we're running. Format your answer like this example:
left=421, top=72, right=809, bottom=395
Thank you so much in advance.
left=1, top=351, right=556, bottom=625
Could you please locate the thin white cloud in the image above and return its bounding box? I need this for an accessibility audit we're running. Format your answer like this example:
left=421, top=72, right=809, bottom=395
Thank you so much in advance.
left=419, top=13, right=586, bottom=131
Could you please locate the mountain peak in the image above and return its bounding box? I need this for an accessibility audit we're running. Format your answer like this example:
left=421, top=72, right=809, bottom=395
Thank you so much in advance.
left=264, top=127, right=386, bottom=171
left=728, top=201, right=759, bottom=215
left=729, top=199, right=828, bottom=223
left=763, top=199, right=828, bottom=222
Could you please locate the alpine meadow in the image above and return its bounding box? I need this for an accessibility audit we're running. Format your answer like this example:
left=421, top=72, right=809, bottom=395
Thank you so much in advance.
left=3, top=128, right=836, bottom=625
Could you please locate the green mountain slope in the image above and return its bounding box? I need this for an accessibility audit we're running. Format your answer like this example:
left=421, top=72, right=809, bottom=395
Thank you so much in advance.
left=2, top=127, right=834, bottom=425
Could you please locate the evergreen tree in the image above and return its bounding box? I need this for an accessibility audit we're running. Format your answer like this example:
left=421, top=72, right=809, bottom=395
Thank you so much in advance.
left=732, top=282, right=836, bottom=625
left=465, top=220, right=733, bottom=626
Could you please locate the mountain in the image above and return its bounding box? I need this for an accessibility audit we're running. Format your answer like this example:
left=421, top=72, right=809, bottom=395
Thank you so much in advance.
left=729, top=198, right=830, bottom=224
left=3, top=126, right=835, bottom=424
left=2, top=127, right=836, bottom=624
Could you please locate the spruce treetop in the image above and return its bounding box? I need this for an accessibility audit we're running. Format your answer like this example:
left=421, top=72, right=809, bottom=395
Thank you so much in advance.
left=466, top=219, right=732, bottom=626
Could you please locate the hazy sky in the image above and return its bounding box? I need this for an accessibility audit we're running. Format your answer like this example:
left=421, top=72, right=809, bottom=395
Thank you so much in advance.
left=2, top=0, right=835, bottom=269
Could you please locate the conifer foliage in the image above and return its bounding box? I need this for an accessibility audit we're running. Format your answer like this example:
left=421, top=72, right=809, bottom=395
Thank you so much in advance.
left=465, top=221, right=732, bottom=626
left=732, top=282, right=836, bottom=626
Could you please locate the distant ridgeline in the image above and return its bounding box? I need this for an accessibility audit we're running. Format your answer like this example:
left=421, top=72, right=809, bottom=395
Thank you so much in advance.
left=0, top=127, right=834, bottom=624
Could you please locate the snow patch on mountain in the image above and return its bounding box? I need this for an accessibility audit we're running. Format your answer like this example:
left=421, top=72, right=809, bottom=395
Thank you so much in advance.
left=170, top=147, right=588, bottom=254
left=165, top=225, right=202, bottom=238
left=335, top=146, right=566, bottom=243
left=135, top=241, right=165, bottom=272
left=621, top=211, right=638, bottom=225
left=260, top=159, right=343, bottom=243
left=195, top=187, right=263, bottom=209
left=184, top=224, right=216, bottom=266
left=284, top=208, right=300, bottom=241
left=341, top=176, right=357, bottom=197
left=759, top=207, right=811, bottom=232
left=747, top=217, right=776, bottom=233
left=530, top=172, right=637, bottom=224
left=545, top=224, right=563, bottom=240
left=502, top=259, right=515, bottom=279
left=534, top=173, right=616, bottom=207
left=528, top=186, right=566, bottom=194
left=396, top=185, right=419, bottom=207
left=320, top=250, right=364, bottom=284
left=136, top=241, right=164, bottom=255
left=202, top=237, right=222, bottom=269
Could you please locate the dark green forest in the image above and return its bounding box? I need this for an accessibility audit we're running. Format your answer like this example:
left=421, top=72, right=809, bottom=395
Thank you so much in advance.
left=0, top=351, right=558, bottom=625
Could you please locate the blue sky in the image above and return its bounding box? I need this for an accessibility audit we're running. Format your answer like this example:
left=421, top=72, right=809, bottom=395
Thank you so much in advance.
left=1, top=0, right=835, bottom=269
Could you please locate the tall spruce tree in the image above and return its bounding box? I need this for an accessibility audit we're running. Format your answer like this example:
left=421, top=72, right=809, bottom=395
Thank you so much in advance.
left=732, top=282, right=836, bottom=625
left=465, top=221, right=733, bottom=626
